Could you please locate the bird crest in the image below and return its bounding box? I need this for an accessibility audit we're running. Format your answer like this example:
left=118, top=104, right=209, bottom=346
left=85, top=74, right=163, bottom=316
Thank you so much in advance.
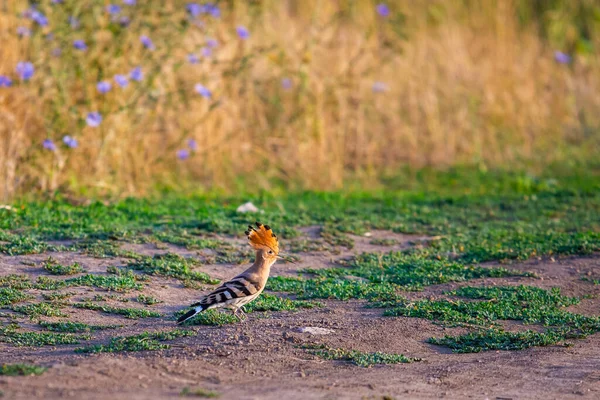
left=245, top=222, right=279, bottom=254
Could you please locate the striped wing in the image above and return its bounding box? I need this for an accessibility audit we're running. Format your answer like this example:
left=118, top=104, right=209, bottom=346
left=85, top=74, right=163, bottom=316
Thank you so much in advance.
left=192, top=275, right=262, bottom=309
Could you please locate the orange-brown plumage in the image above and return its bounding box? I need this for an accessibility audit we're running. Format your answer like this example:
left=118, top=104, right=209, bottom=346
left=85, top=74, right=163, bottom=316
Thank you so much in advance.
left=245, top=221, right=279, bottom=254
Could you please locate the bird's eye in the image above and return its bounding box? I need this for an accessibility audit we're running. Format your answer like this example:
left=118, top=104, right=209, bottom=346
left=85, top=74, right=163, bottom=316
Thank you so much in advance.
left=268, top=250, right=273, bottom=254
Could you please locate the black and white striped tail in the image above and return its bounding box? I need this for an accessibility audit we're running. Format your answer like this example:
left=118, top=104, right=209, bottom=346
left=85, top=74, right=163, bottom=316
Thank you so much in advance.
left=176, top=305, right=204, bottom=324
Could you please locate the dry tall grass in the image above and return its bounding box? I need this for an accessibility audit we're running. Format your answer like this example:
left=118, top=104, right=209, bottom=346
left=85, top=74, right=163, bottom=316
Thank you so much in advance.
left=1, top=0, right=599, bottom=200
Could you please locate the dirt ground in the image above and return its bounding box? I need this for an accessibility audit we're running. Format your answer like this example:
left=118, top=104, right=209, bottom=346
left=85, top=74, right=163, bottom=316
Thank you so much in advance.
left=1, top=231, right=599, bottom=400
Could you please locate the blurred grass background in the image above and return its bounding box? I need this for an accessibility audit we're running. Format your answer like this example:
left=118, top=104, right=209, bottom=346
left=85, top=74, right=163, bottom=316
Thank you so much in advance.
left=1, top=0, right=599, bottom=201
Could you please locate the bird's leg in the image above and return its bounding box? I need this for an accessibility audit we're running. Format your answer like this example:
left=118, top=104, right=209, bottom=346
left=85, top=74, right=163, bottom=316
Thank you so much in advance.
left=238, top=307, right=247, bottom=321
left=233, top=307, right=247, bottom=322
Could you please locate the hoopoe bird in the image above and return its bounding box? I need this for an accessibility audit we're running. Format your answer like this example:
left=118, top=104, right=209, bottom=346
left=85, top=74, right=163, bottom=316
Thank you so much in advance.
left=177, top=222, right=285, bottom=324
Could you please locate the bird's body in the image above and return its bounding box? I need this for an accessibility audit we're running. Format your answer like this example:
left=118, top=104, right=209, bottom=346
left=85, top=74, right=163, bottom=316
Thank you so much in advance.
left=177, top=222, right=282, bottom=324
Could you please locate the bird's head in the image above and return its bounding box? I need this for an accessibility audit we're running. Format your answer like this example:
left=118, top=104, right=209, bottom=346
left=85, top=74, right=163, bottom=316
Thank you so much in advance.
left=245, top=221, right=291, bottom=263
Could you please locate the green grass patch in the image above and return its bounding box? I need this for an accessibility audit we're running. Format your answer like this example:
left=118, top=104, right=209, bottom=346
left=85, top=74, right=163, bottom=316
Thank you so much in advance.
left=337, top=252, right=532, bottom=289
left=73, top=302, right=161, bottom=319
left=384, top=285, right=600, bottom=352
left=0, top=288, right=33, bottom=306
left=0, top=236, right=50, bottom=255
left=39, top=321, right=119, bottom=333
left=75, top=329, right=194, bottom=353
left=65, top=273, right=143, bottom=291
left=180, top=387, right=220, bottom=398
left=42, top=257, right=84, bottom=275
left=268, top=252, right=529, bottom=303
left=1, top=170, right=599, bottom=265
left=245, top=293, right=321, bottom=312
left=303, top=344, right=421, bottom=367
left=0, top=324, right=90, bottom=347
left=136, top=294, right=162, bottom=305
left=369, top=238, right=398, bottom=246
left=11, top=302, right=66, bottom=318
left=268, top=276, right=402, bottom=301
left=42, top=292, right=75, bottom=302
left=428, top=329, right=570, bottom=353
left=153, top=231, right=225, bottom=250
left=0, top=275, right=33, bottom=290
left=175, top=309, right=239, bottom=326
left=73, top=240, right=143, bottom=259
left=0, top=363, right=48, bottom=376
left=128, top=253, right=219, bottom=284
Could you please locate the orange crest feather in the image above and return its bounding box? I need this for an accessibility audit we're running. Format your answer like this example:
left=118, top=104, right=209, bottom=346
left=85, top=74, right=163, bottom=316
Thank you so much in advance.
left=245, top=222, right=279, bottom=254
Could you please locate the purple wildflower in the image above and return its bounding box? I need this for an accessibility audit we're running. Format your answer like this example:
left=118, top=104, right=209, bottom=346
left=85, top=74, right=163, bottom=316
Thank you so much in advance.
left=119, top=16, right=131, bottom=26
left=114, top=74, right=129, bottom=87
left=281, top=77, right=292, bottom=90
left=86, top=112, right=102, bottom=127
left=62, top=135, right=78, bottom=148
left=554, top=51, right=572, bottom=64
left=17, top=27, right=31, bottom=37
left=73, top=39, right=87, bottom=50
left=188, top=139, right=198, bottom=151
left=130, top=67, right=143, bottom=82
left=16, top=62, right=35, bottom=81
left=123, top=0, right=136, bottom=5
left=186, top=3, right=204, bottom=17
left=207, top=4, right=220, bottom=18
left=236, top=26, right=250, bottom=40
left=372, top=81, right=388, bottom=93
left=376, top=3, right=390, bottom=17
left=188, top=53, right=199, bottom=64
left=194, top=84, right=211, bottom=98
left=177, top=149, right=190, bottom=160
left=206, top=39, right=218, bottom=48
left=43, top=139, right=57, bottom=151
left=52, top=0, right=64, bottom=3
left=0, top=76, right=12, bottom=88
left=97, top=81, right=112, bottom=94
left=140, top=35, right=155, bottom=50
left=107, top=4, right=121, bottom=14
left=201, top=47, right=212, bottom=57
left=31, top=10, right=49, bottom=26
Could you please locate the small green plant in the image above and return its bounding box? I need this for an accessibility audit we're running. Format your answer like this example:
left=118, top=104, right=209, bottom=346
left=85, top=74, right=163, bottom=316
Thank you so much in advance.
left=0, top=288, right=33, bottom=306
left=73, top=302, right=161, bottom=319
left=0, top=236, right=49, bottom=256
left=180, top=387, right=220, bottom=398
left=11, top=302, right=66, bottom=318
left=581, top=276, right=600, bottom=285
left=34, top=276, right=68, bottom=290
left=369, top=238, right=398, bottom=246
left=42, top=257, right=85, bottom=275
left=0, top=363, right=48, bottom=376
left=75, top=329, right=194, bottom=353
left=0, top=275, right=32, bottom=290
left=303, top=344, right=421, bottom=367
left=136, top=294, right=162, bottom=305
left=42, top=292, right=75, bottom=302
